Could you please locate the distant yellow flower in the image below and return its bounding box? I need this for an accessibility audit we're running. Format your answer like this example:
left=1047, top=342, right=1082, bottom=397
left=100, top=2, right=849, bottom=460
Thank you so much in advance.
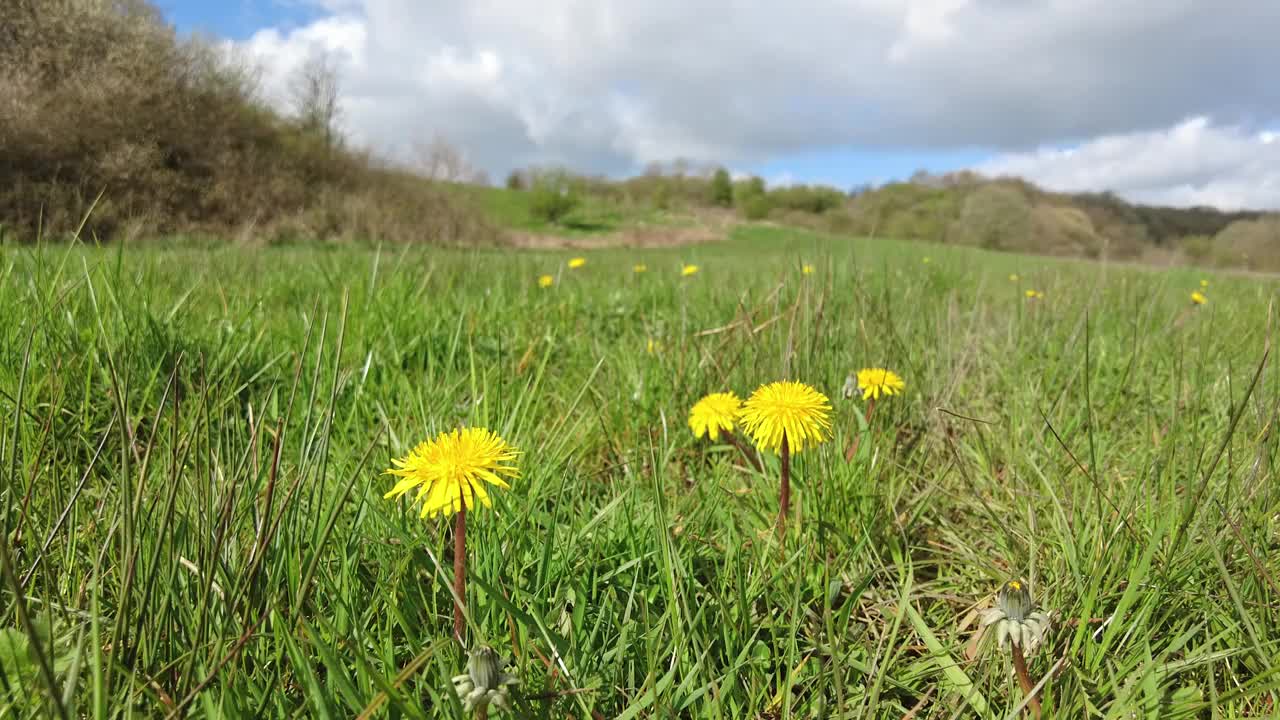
left=384, top=427, right=519, bottom=519
left=634, top=263, right=648, bottom=273
left=1200, top=279, right=1209, bottom=288
left=922, top=257, right=932, bottom=264
left=646, top=338, right=662, bottom=355
left=682, top=264, right=699, bottom=276
left=739, top=381, right=831, bottom=454
left=1191, top=290, right=1207, bottom=305
left=802, top=264, right=815, bottom=275
left=568, top=257, right=586, bottom=269
left=1009, top=274, right=1019, bottom=282
left=1025, top=289, right=1044, bottom=300
left=538, top=274, right=554, bottom=288
left=688, top=392, right=743, bottom=441
left=856, top=368, right=905, bottom=401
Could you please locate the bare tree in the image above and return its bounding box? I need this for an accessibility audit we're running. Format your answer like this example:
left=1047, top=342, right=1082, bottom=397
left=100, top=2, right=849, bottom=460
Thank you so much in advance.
left=290, top=50, right=341, bottom=149
left=413, top=133, right=487, bottom=184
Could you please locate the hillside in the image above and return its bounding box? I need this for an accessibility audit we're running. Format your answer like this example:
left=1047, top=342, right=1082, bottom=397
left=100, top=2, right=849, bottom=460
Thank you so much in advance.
left=2, top=1, right=1278, bottom=271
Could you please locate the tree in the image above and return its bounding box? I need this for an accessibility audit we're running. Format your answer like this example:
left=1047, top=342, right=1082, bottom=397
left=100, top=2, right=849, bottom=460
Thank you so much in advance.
left=413, top=133, right=487, bottom=184
left=709, top=168, right=733, bottom=207
left=290, top=50, right=342, bottom=150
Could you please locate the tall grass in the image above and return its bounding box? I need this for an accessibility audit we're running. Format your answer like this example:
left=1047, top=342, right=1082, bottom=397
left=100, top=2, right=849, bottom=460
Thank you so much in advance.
left=1, top=228, right=1277, bottom=717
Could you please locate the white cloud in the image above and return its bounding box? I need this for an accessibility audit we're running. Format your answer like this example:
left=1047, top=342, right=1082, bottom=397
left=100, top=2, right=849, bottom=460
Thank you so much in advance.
left=233, top=0, right=1280, bottom=208
left=977, top=118, right=1280, bottom=210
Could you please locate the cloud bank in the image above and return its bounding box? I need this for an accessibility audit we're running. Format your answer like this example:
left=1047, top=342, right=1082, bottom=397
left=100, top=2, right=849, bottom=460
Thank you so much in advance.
left=236, top=0, right=1280, bottom=208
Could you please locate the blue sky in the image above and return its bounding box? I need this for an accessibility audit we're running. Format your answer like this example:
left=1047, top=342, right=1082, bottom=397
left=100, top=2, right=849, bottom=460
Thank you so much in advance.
left=160, top=1, right=1280, bottom=208
left=161, top=0, right=312, bottom=41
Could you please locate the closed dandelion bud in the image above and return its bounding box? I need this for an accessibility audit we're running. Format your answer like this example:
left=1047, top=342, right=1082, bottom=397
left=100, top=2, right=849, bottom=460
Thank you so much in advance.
left=453, top=646, right=520, bottom=714
left=980, top=579, right=1052, bottom=655
left=468, top=646, right=500, bottom=693
left=997, top=579, right=1032, bottom=623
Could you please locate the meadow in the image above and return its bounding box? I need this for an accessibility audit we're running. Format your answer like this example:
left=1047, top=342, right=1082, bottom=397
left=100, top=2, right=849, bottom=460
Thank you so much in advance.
left=1, top=226, right=1277, bottom=718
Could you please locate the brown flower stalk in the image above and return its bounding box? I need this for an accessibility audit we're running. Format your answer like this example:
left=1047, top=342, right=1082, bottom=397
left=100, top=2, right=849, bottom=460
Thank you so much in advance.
left=1010, top=644, right=1042, bottom=719
left=453, top=505, right=467, bottom=644
left=777, top=433, right=791, bottom=539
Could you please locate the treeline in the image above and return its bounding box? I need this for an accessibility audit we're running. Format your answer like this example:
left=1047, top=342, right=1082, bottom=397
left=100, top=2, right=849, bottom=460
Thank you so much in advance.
left=0, top=0, right=488, bottom=244
left=512, top=163, right=1278, bottom=269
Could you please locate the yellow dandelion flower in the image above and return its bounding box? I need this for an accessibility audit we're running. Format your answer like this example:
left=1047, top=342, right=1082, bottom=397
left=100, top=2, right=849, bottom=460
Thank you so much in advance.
left=1190, top=290, right=1207, bottom=305
left=802, top=264, right=815, bottom=275
left=739, top=381, right=832, bottom=454
left=856, top=367, right=905, bottom=401
left=688, top=392, right=743, bottom=441
left=1009, top=274, right=1019, bottom=282
left=682, top=264, right=699, bottom=276
left=646, top=338, right=662, bottom=355
left=634, top=263, right=648, bottom=273
left=1025, top=289, right=1044, bottom=300
left=1200, top=279, right=1209, bottom=288
left=568, top=257, right=586, bottom=269
left=384, top=427, right=519, bottom=519
left=538, top=274, right=554, bottom=288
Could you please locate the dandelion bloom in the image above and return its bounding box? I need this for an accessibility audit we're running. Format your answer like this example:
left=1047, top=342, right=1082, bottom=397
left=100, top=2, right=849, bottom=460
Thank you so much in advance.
left=538, top=275, right=554, bottom=288
left=384, top=427, right=519, bottom=518
left=1200, top=279, right=1210, bottom=288
left=568, top=257, right=586, bottom=269
left=634, top=263, right=648, bottom=273
left=682, top=264, right=699, bottom=277
left=1191, top=290, right=1207, bottom=305
left=1025, top=289, right=1044, bottom=300
left=1009, top=274, right=1019, bottom=282
left=856, top=368, right=905, bottom=401
left=646, top=338, right=662, bottom=355
left=802, top=264, right=815, bottom=275
left=688, top=392, right=743, bottom=441
left=739, top=381, right=832, bottom=454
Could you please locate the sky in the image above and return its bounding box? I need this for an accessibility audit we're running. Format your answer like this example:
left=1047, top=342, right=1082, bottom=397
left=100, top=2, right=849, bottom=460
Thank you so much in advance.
left=166, top=0, right=1280, bottom=210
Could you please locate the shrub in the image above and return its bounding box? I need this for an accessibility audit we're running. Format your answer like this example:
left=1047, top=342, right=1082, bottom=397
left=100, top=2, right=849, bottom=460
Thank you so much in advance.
left=766, top=184, right=844, bottom=214
left=0, top=0, right=488, bottom=244
left=528, top=171, right=580, bottom=224
left=709, top=168, right=733, bottom=207
left=948, top=184, right=1033, bottom=250
left=741, top=195, right=772, bottom=221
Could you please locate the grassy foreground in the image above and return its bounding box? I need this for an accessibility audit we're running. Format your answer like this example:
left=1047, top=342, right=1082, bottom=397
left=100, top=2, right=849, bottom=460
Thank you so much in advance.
left=1, top=228, right=1277, bottom=718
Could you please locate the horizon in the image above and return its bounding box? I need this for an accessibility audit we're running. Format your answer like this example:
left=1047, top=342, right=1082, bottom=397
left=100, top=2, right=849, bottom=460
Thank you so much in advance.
left=170, top=2, right=1279, bottom=210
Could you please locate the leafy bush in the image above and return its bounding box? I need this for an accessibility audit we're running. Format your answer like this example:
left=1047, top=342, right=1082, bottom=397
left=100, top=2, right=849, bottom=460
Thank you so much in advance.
left=769, top=184, right=846, bottom=214
left=709, top=168, right=733, bottom=207
left=741, top=195, right=772, bottom=221
left=528, top=171, right=580, bottom=224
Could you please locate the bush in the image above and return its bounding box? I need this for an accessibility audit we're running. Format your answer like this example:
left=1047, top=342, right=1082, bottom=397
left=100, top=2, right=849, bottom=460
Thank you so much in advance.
left=947, top=184, right=1033, bottom=250
left=528, top=171, right=580, bottom=224
left=0, top=0, right=488, bottom=244
left=769, top=184, right=845, bottom=214
left=741, top=195, right=772, bottom=221
left=709, top=168, right=733, bottom=207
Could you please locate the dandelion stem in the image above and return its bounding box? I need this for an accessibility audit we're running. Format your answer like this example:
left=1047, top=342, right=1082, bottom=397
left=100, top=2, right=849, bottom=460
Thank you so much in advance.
left=778, top=432, right=790, bottom=539
left=1010, top=644, right=1042, bottom=719
left=453, top=503, right=467, bottom=644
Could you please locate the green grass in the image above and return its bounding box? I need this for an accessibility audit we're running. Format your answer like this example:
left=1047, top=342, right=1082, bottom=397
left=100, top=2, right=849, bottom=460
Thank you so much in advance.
left=1, top=227, right=1278, bottom=718
left=460, top=185, right=690, bottom=237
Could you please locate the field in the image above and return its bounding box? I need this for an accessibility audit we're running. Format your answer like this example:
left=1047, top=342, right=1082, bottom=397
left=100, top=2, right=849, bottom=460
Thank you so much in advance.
left=1, top=227, right=1278, bottom=718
